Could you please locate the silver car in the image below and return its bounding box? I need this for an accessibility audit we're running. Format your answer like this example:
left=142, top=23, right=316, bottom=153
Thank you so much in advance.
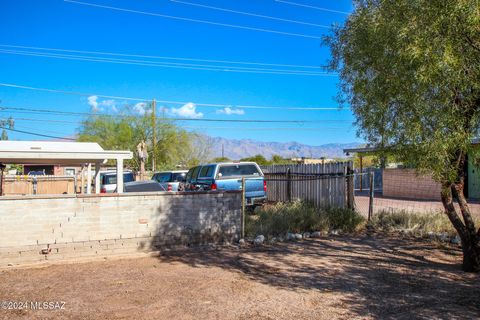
left=151, top=170, right=188, bottom=191
left=99, top=171, right=135, bottom=193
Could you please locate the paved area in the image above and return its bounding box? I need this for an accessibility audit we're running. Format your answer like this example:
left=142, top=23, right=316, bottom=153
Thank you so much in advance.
left=1, top=234, right=479, bottom=319
left=355, top=193, right=480, bottom=217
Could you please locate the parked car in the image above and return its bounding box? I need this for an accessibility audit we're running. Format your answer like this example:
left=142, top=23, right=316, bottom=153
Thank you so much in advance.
left=27, top=170, right=46, bottom=176
left=151, top=170, right=188, bottom=191
left=124, top=180, right=166, bottom=193
left=99, top=171, right=135, bottom=193
left=185, top=162, right=266, bottom=206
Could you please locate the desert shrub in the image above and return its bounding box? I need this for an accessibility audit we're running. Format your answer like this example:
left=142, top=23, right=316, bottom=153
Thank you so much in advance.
left=246, top=200, right=365, bottom=237
left=325, top=207, right=366, bottom=233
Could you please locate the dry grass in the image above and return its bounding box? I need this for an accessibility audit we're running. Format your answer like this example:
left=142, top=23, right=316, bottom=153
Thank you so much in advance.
left=371, top=210, right=480, bottom=236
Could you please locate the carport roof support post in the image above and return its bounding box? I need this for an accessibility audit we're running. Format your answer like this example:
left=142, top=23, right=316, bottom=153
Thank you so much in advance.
left=116, top=158, right=124, bottom=193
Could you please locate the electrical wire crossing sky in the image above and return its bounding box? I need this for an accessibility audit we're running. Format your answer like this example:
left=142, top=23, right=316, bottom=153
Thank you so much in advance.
left=0, top=0, right=358, bottom=145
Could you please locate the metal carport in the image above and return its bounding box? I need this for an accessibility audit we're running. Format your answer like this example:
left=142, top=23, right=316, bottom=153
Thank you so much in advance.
left=0, top=141, right=133, bottom=194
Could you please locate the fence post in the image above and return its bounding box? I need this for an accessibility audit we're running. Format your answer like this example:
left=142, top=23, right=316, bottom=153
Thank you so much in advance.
left=32, top=176, right=38, bottom=195
left=346, top=166, right=354, bottom=209
left=359, top=155, right=363, bottom=192
left=241, top=177, right=246, bottom=239
left=286, top=167, right=291, bottom=202
left=0, top=164, right=5, bottom=196
left=368, top=171, right=375, bottom=221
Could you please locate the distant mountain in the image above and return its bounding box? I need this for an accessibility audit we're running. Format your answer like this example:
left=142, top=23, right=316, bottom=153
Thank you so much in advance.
left=208, top=137, right=362, bottom=160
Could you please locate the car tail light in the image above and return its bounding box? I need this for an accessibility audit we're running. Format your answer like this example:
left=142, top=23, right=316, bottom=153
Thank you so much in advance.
left=167, top=184, right=172, bottom=191
left=263, top=180, right=267, bottom=192
left=100, top=187, right=106, bottom=193
left=210, top=183, right=217, bottom=191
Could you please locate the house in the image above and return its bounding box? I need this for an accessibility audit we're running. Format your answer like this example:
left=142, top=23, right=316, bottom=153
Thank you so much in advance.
left=344, top=139, right=480, bottom=200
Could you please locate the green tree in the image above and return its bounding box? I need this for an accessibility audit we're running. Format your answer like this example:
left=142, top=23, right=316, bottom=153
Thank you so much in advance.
left=326, top=0, right=480, bottom=271
left=240, top=154, right=271, bottom=166
left=270, top=154, right=291, bottom=164
left=77, top=106, right=210, bottom=171
left=0, top=117, right=14, bottom=140
left=211, top=156, right=231, bottom=163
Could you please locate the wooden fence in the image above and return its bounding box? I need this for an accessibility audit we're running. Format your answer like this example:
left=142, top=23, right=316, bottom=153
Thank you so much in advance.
left=261, top=162, right=353, bottom=208
left=3, top=175, right=77, bottom=196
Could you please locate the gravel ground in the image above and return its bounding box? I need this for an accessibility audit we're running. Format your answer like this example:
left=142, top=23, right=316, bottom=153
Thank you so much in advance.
left=1, top=233, right=479, bottom=320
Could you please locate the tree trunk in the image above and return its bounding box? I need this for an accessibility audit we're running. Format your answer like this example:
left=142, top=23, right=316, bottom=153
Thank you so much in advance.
left=452, top=183, right=480, bottom=272
left=440, top=184, right=480, bottom=272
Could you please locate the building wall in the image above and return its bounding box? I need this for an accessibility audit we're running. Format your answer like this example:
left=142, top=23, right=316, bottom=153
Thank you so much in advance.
left=0, top=191, right=241, bottom=267
left=382, top=169, right=442, bottom=200
left=467, top=151, right=480, bottom=200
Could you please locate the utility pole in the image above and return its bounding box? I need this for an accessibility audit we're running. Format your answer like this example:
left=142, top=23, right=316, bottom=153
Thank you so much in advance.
left=151, top=99, right=156, bottom=172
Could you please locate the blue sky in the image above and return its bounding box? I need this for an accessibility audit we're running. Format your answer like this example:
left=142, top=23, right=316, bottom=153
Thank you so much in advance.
left=0, top=0, right=359, bottom=146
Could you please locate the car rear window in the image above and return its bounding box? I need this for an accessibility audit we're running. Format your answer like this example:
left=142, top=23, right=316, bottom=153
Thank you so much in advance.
left=171, top=172, right=187, bottom=182
left=154, top=172, right=172, bottom=183
left=217, top=164, right=261, bottom=178
left=103, top=173, right=135, bottom=185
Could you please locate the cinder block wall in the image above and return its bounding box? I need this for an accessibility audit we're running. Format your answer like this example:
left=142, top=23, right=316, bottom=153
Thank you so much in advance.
left=0, top=191, right=241, bottom=267
left=383, top=169, right=442, bottom=200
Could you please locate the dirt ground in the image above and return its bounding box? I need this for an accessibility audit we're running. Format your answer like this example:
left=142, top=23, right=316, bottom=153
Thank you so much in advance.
left=1, top=234, right=479, bottom=320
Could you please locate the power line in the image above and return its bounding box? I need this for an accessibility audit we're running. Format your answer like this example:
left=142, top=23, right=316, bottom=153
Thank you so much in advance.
left=0, top=44, right=327, bottom=70
left=274, top=0, right=350, bottom=15
left=12, top=117, right=79, bottom=124
left=0, top=126, right=76, bottom=141
left=64, top=0, right=323, bottom=39
left=8, top=116, right=351, bottom=127
left=170, top=0, right=330, bottom=29
left=0, top=48, right=336, bottom=76
left=0, top=106, right=353, bottom=124
left=0, top=83, right=349, bottom=110
left=183, top=126, right=353, bottom=131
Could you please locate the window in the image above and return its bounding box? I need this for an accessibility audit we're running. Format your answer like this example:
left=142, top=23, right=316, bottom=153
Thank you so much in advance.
left=217, top=164, right=261, bottom=178
left=102, top=172, right=135, bottom=185
left=199, top=165, right=215, bottom=177
left=191, top=166, right=201, bottom=181
left=154, top=172, right=172, bottom=183
left=185, top=169, right=193, bottom=182
left=172, top=172, right=187, bottom=182
left=65, top=168, right=76, bottom=176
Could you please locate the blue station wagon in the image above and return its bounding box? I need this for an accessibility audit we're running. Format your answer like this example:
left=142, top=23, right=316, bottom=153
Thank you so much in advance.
left=185, top=162, right=267, bottom=206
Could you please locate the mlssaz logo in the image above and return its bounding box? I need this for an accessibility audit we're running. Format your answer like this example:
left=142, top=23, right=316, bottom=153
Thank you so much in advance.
left=30, top=301, right=66, bottom=310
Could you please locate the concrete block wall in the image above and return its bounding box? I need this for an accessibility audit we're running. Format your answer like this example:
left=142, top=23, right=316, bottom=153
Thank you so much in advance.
left=383, top=169, right=442, bottom=200
left=0, top=191, right=241, bottom=267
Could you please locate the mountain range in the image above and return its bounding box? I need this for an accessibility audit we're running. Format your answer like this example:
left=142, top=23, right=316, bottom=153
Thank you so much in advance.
left=208, top=137, right=362, bottom=160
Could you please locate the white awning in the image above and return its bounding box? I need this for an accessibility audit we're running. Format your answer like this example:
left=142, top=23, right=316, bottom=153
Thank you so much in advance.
left=0, top=141, right=132, bottom=165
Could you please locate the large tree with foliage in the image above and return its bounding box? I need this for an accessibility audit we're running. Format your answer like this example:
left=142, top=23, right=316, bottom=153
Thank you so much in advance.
left=77, top=105, right=211, bottom=170
left=326, top=0, right=480, bottom=271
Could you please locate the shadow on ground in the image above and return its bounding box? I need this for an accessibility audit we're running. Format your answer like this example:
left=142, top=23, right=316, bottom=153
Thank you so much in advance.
left=156, top=234, right=480, bottom=319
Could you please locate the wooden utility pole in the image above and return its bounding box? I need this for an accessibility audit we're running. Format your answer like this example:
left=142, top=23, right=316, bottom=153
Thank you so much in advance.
left=151, top=99, right=156, bottom=172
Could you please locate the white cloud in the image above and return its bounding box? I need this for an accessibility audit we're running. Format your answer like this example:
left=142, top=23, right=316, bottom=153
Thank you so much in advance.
left=87, top=95, right=99, bottom=112
left=133, top=102, right=148, bottom=115
left=100, top=99, right=118, bottom=112
left=170, top=103, right=203, bottom=119
left=216, top=107, right=245, bottom=115
left=87, top=96, right=119, bottom=113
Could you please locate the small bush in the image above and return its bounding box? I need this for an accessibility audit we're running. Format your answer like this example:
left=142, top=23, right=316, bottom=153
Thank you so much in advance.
left=246, top=200, right=365, bottom=237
